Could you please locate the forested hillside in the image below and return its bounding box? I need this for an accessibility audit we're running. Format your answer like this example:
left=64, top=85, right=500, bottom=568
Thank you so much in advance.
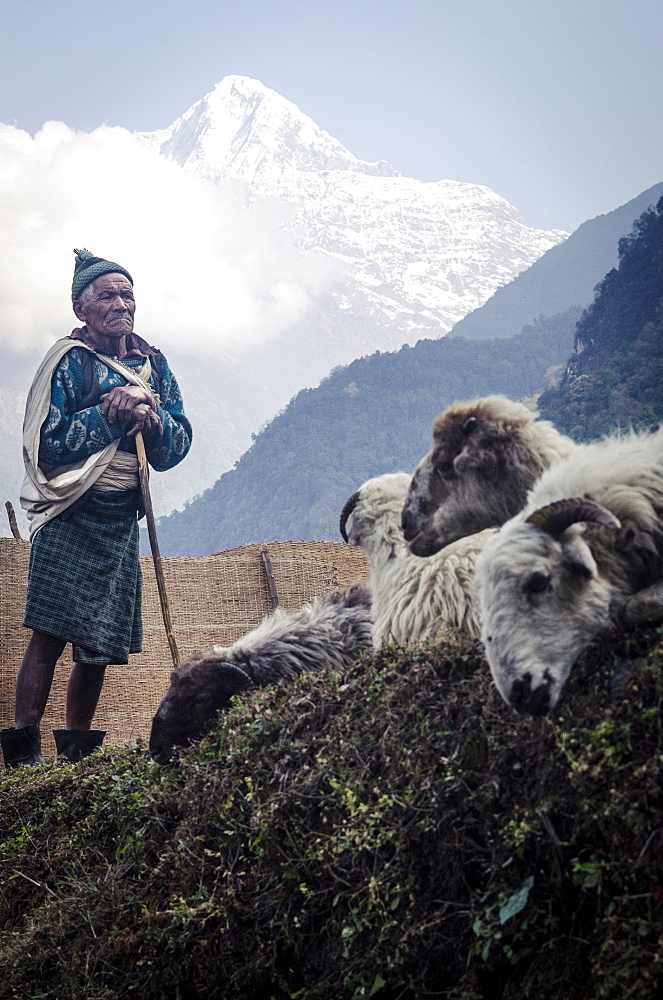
left=156, top=311, right=577, bottom=555
left=539, top=195, right=663, bottom=439
left=449, top=183, right=663, bottom=341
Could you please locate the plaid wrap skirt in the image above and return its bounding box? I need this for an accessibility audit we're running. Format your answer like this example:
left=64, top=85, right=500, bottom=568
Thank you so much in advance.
left=24, top=489, right=143, bottom=666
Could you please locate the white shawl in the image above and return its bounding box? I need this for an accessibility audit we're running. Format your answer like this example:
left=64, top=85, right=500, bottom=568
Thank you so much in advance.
left=20, top=338, right=152, bottom=539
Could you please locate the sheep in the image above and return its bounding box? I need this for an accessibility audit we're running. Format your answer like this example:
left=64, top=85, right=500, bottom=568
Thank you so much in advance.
left=474, top=427, right=663, bottom=715
left=340, top=472, right=495, bottom=646
left=401, top=395, right=575, bottom=557
left=149, top=584, right=372, bottom=764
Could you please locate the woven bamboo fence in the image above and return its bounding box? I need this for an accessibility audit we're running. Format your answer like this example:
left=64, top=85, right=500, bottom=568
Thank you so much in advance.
left=0, top=537, right=368, bottom=758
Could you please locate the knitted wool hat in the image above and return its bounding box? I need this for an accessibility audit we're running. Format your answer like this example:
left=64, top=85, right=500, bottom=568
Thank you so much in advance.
left=71, top=248, right=133, bottom=301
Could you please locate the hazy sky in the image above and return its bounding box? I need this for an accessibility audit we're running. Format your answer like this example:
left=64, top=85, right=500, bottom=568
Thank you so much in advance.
left=1, top=0, right=662, bottom=231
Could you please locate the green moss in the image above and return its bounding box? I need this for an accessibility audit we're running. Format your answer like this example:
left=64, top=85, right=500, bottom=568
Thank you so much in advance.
left=1, top=628, right=661, bottom=999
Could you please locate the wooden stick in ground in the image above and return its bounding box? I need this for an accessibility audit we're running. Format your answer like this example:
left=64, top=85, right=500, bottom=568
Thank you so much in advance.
left=135, top=432, right=181, bottom=669
left=5, top=501, right=23, bottom=540
left=260, top=543, right=279, bottom=609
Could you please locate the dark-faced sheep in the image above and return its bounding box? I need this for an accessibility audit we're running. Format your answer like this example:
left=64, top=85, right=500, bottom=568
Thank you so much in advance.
left=340, top=472, right=494, bottom=645
left=475, top=427, right=663, bottom=715
left=401, top=395, right=575, bottom=556
left=150, top=585, right=372, bottom=764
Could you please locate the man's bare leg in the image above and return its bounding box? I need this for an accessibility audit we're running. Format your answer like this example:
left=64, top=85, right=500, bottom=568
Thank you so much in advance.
left=15, top=630, right=66, bottom=728
left=65, top=663, right=107, bottom=731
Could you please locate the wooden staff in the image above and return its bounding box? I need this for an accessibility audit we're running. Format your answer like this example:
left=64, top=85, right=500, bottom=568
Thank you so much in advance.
left=135, top=433, right=180, bottom=668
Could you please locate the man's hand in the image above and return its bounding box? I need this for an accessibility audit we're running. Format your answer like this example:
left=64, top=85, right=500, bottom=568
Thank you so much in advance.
left=125, top=403, right=162, bottom=438
left=100, top=386, right=162, bottom=437
left=100, top=385, right=156, bottom=426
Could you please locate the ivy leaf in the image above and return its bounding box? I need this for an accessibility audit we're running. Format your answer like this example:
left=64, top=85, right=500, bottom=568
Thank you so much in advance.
left=368, top=974, right=386, bottom=996
left=499, top=875, right=534, bottom=925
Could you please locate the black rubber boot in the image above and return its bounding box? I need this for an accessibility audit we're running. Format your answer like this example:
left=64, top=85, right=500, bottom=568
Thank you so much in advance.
left=53, top=729, right=106, bottom=762
left=0, top=725, right=46, bottom=769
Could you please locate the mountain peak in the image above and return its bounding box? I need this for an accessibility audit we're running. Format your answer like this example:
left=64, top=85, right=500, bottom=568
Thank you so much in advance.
left=142, top=74, right=398, bottom=184
left=203, top=75, right=288, bottom=124
left=137, top=74, right=566, bottom=350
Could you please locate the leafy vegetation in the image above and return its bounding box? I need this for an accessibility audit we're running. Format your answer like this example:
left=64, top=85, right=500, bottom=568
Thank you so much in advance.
left=539, top=195, right=663, bottom=439
left=1, top=625, right=661, bottom=999
left=157, top=311, right=577, bottom=555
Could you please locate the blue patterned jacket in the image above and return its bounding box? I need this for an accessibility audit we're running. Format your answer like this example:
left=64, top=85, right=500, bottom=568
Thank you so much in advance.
left=39, top=346, right=192, bottom=472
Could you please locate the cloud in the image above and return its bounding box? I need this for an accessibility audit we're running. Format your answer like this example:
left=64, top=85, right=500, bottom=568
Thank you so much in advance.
left=0, top=121, right=339, bottom=356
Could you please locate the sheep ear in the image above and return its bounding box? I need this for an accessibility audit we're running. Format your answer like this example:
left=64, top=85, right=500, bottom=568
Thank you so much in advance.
left=170, top=670, right=196, bottom=690
left=527, top=497, right=621, bottom=538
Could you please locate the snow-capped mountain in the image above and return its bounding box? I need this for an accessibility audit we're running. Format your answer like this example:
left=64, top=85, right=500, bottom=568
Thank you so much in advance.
left=142, top=75, right=396, bottom=185
left=1, top=75, right=569, bottom=536
left=141, top=76, right=566, bottom=345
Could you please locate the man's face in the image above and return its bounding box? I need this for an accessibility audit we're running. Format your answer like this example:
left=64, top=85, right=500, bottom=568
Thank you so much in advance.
left=73, top=273, right=136, bottom=339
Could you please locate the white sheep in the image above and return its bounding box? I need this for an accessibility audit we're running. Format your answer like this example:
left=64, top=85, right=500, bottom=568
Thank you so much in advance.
left=340, top=472, right=494, bottom=646
left=402, top=395, right=575, bottom=556
left=150, top=584, right=373, bottom=763
left=475, top=427, right=663, bottom=715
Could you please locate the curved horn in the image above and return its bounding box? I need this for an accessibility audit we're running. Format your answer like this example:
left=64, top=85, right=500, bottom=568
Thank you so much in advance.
left=211, top=661, right=254, bottom=690
left=339, top=491, right=360, bottom=543
left=526, top=497, right=621, bottom=538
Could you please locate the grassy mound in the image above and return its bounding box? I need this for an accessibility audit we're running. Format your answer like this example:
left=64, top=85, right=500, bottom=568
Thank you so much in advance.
left=1, top=626, right=662, bottom=1000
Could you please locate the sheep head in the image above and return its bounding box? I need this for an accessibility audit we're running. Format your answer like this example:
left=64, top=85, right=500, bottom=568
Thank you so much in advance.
left=340, top=473, right=411, bottom=556
left=475, top=498, right=621, bottom=715
left=150, top=655, right=252, bottom=764
left=402, top=396, right=573, bottom=556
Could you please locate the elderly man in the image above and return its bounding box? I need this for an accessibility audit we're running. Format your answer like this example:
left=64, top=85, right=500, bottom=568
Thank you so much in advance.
left=0, top=250, right=192, bottom=768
